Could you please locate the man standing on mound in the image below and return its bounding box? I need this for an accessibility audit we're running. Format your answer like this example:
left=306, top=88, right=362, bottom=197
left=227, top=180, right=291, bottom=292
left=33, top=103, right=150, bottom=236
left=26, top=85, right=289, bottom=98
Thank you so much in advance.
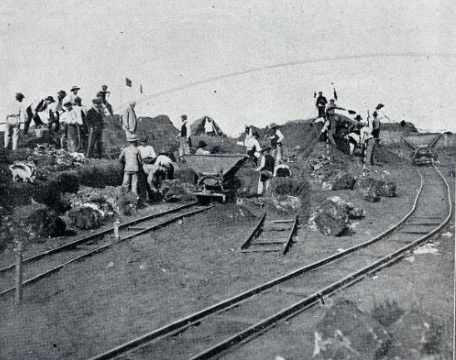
left=122, top=100, right=138, bottom=141
left=86, top=98, right=105, bottom=158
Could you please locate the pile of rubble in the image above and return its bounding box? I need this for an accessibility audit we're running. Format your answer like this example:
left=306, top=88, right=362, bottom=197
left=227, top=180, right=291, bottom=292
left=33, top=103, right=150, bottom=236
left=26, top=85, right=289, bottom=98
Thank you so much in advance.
left=67, top=186, right=139, bottom=229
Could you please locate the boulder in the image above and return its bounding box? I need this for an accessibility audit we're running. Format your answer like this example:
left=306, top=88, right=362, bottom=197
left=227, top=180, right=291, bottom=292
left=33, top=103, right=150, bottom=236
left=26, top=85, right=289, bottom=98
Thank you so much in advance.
left=12, top=204, right=66, bottom=239
left=330, top=172, right=356, bottom=190
left=313, top=197, right=350, bottom=236
left=388, top=310, right=443, bottom=360
left=310, top=196, right=364, bottom=236
left=67, top=206, right=102, bottom=229
left=313, top=300, right=391, bottom=360
left=376, top=180, right=397, bottom=197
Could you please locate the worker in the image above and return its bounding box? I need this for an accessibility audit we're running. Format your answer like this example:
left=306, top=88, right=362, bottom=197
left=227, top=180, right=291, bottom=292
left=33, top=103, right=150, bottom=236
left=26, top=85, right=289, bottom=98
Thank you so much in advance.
left=257, top=147, right=275, bottom=196
left=4, top=92, right=27, bottom=151
left=267, top=123, right=284, bottom=164
left=360, top=119, right=376, bottom=166
left=196, top=140, right=210, bottom=155
left=204, top=116, right=217, bottom=136
left=315, top=91, right=328, bottom=119
left=346, top=114, right=364, bottom=157
left=155, top=152, right=175, bottom=179
left=68, top=86, right=81, bottom=105
left=121, top=100, right=138, bottom=140
left=244, top=127, right=261, bottom=165
left=86, top=98, right=105, bottom=158
left=24, top=96, right=55, bottom=135
left=178, top=114, right=191, bottom=157
left=119, top=135, right=142, bottom=195
left=371, top=111, right=381, bottom=140
left=326, top=99, right=346, bottom=146
left=73, top=97, right=88, bottom=151
left=137, top=136, right=157, bottom=163
left=60, top=101, right=82, bottom=152
left=98, top=85, right=113, bottom=115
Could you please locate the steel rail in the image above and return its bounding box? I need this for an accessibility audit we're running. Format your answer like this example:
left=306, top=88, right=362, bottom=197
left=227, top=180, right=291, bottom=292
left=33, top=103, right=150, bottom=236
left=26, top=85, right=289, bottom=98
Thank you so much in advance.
left=0, top=202, right=198, bottom=274
left=0, top=205, right=213, bottom=298
left=188, top=165, right=453, bottom=360
left=240, top=213, right=266, bottom=250
left=282, top=215, right=298, bottom=255
left=87, top=169, right=429, bottom=360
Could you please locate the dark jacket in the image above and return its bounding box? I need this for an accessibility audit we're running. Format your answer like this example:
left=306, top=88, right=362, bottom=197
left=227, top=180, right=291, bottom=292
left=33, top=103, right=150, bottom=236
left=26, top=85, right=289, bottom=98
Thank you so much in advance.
left=86, top=107, right=104, bottom=130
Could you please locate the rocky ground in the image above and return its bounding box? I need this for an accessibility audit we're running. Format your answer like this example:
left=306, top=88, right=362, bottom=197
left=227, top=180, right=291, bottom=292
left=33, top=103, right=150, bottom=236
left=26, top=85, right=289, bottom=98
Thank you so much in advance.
left=0, top=121, right=454, bottom=360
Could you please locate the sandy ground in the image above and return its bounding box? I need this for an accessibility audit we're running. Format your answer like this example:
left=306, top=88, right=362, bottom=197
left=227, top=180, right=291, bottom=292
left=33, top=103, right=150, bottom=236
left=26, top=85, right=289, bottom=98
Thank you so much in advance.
left=0, top=155, right=453, bottom=359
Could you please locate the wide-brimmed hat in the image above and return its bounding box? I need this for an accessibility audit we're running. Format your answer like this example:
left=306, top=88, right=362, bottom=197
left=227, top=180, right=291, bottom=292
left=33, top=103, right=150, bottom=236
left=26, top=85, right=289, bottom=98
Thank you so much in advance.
left=375, top=103, right=385, bottom=110
left=127, top=134, right=139, bottom=142
left=45, top=96, right=55, bottom=103
left=70, top=86, right=80, bottom=92
left=198, top=140, right=207, bottom=148
left=354, top=114, right=363, bottom=121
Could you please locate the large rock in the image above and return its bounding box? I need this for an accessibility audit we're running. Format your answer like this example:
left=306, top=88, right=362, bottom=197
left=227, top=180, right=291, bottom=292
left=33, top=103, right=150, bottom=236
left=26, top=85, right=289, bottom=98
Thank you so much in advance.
left=313, top=300, right=391, bottom=360
left=12, top=204, right=66, bottom=239
left=67, top=206, right=102, bottom=229
left=388, top=310, right=443, bottom=360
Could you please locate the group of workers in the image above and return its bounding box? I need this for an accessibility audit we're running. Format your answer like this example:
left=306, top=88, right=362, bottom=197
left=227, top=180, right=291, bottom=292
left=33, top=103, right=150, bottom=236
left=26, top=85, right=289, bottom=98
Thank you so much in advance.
left=4, top=86, right=114, bottom=158
left=314, top=91, right=387, bottom=165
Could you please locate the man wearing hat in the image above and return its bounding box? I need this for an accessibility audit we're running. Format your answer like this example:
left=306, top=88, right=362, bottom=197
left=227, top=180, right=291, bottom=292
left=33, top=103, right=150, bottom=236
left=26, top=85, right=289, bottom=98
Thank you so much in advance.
left=177, top=114, right=191, bottom=158
left=315, top=91, right=328, bottom=119
left=60, top=101, right=82, bottom=152
left=257, top=147, right=275, bottom=196
left=325, top=99, right=346, bottom=146
left=23, top=96, right=55, bottom=135
left=68, top=86, right=81, bottom=105
left=346, top=114, right=364, bottom=157
left=121, top=101, right=138, bottom=140
left=85, top=98, right=105, bottom=158
left=4, top=93, right=27, bottom=150
left=98, top=85, right=113, bottom=115
left=267, top=123, right=284, bottom=164
left=119, top=134, right=141, bottom=195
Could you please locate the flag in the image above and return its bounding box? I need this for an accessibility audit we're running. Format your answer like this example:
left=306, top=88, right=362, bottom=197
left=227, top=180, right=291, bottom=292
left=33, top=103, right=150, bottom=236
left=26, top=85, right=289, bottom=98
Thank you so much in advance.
left=333, top=88, right=338, bottom=101
left=126, top=78, right=132, bottom=87
left=140, top=84, right=143, bottom=94
left=313, top=91, right=317, bottom=99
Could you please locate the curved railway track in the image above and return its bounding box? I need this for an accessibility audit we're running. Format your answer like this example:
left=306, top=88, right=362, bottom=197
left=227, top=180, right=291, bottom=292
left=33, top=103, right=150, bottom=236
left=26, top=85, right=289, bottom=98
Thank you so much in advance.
left=87, top=165, right=453, bottom=360
left=0, top=201, right=213, bottom=297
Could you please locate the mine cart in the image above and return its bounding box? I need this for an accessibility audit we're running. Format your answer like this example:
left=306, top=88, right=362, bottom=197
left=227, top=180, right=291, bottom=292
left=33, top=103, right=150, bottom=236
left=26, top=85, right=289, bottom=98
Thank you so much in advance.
left=183, top=154, right=248, bottom=203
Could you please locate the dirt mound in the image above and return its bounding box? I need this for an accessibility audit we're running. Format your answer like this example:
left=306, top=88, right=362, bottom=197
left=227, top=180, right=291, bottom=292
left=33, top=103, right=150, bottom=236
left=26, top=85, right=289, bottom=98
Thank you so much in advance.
left=103, top=114, right=179, bottom=158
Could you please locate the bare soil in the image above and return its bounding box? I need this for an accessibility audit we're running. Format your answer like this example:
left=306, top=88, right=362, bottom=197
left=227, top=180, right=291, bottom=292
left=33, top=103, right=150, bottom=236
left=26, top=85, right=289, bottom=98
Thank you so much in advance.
left=0, top=146, right=454, bottom=360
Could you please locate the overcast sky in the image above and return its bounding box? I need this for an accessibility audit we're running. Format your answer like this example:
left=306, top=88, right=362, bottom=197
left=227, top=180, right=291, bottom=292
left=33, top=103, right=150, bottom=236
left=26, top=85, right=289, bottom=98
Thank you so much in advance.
left=1, top=0, right=455, bottom=134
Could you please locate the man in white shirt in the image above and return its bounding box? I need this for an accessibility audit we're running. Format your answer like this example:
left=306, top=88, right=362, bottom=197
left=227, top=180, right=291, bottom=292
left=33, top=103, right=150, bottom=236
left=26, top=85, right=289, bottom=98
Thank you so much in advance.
left=60, top=102, right=82, bottom=152
left=244, top=128, right=261, bottom=165
left=204, top=116, right=216, bottom=136
left=267, top=123, right=284, bottom=164
left=4, top=93, right=27, bottom=150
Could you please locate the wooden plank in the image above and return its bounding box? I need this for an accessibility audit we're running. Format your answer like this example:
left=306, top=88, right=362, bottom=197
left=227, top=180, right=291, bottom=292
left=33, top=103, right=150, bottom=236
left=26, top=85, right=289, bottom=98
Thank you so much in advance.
left=241, top=248, right=283, bottom=253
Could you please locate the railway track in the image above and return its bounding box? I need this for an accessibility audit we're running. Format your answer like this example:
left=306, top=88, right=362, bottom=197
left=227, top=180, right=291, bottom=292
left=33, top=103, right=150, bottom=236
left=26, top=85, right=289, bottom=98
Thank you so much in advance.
left=87, top=165, right=452, bottom=360
left=0, top=201, right=213, bottom=297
